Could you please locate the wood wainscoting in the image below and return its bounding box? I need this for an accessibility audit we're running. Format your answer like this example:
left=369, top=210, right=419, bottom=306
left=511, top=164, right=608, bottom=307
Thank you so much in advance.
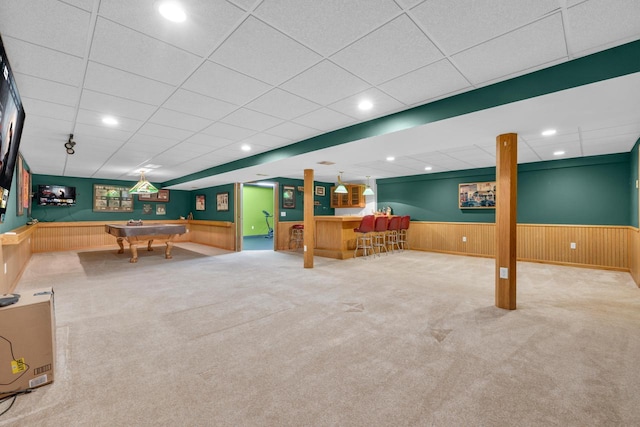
left=0, top=225, right=37, bottom=293
left=188, top=220, right=235, bottom=251
left=408, top=221, right=631, bottom=272
left=629, top=227, right=640, bottom=285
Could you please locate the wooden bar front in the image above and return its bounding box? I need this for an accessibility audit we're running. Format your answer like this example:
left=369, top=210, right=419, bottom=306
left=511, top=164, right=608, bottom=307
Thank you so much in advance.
left=313, top=216, right=365, bottom=259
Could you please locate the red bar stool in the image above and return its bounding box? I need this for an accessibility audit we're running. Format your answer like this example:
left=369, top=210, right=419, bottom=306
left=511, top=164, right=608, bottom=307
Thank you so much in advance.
left=386, top=216, right=401, bottom=253
left=397, top=215, right=411, bottom=250
left=353, top=215, right=375, bottom=258
left=372, top=216, right=389, bottom=257
left=289, top=224, right=304, bottom=250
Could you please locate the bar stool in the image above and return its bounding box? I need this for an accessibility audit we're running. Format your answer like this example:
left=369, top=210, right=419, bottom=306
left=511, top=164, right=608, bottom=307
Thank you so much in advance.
left=289, top=224, right=304, bottom=250
left=353, top=215, right=375, bottom=258
left=397, top=215, right=411, bottom=250
left=386, top=216, right=401, bottom=253
left=372, top=216, right=389, bottom=257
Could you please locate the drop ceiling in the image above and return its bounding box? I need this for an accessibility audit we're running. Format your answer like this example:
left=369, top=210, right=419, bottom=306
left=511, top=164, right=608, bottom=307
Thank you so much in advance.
left=1, top=0, right=639, bottom=190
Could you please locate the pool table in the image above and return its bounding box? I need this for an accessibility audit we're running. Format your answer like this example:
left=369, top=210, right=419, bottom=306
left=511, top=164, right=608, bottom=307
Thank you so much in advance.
left=105, top=224, right=187, bottom=263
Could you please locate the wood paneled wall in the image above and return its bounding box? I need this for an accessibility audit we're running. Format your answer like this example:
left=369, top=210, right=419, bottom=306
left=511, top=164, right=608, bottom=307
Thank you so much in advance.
left=409, top=221, right=630, bottom=271
left=0, top=225, right=36, bottom=293
left=188, top=220, right=235, bottom=251
left=276, top=221, right=303, bottom=251
left=629, top=227, right=640, bottom=284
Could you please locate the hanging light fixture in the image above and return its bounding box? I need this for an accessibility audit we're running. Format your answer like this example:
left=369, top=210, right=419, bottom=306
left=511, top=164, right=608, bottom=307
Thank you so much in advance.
left=129, top=171, right=159, bottom=194
left=64, top=134, right=76, bottom=155
left=335, top=172, right=348, bottom=194
left=363, top=176, right=374, bottom=196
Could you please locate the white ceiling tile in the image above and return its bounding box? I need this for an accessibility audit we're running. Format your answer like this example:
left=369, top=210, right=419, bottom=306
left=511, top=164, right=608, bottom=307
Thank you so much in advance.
left=175, top=142, right=218, bottom=155
left=14, top=74, right=79, bottom=107
left=396, top=0, right=425, bottom=9
left=220, top=108, right=284, bottom=132
left=281, top=60, right=370, bottom=105
left=183, top=61, right=271, bottom=105
left=62, top=0, right=94, bottom=11
left=184, top=133, right=233, bottom=148
left=73, top=122, right=134, bottom=141
left=379, top=59, right=471, bottom=105
left=202, top=122, right=257, bottom=141
left=568, top=0, right=640, bottom=55
left=21, top=99, right=75, bottom=122
left=0, top=0, right=91, bottom=56
left=582, top=138, right=634, bottom=156
left=79, top=134, right=126, bottom=150
left=128, top=134, right=178, bottom=150
left=226, top=0, right=259, bottom=11
left=411, top=0, right=560, bottom=54
left=240, top=133, right=291, bottom=148
left=22, top=116, right=73, bottom=134
left=525, top=132, right=580, bottom=148
left=97, top=0, right=245, bottom=57
left=210, top=17, right=322, bottom=85
left=163, top=89, right=238, bottom=121
left=532, top=140, right=582, bottom=161
left=84, top=62, right=175, bottom=106
left=2, top=37, right=84, bottom=86
left=332, top=15, right=442, bottom=85
left=452, top=14, right=567, bottom=85
left=265, top=122, right=319, bottom=141
left=517, top=144, right=543, bottom=164
left=75, top=109, right=143, bottom=133
left=254, top=0, right=401, bottom=56
left=90, top=18, right=201, bottom=85
left=136, top=122, right=194, bottom=141
left=328, top=88, right=406, bottom=120
left=582, top=123, right=640, bottom=140
left=79, top=90, right=157, bottom=121
left=293, top=108, right=356, bottom=132
left=245, top=88, right=320, bottom=120
left=149, top=108, right=213, bottom=132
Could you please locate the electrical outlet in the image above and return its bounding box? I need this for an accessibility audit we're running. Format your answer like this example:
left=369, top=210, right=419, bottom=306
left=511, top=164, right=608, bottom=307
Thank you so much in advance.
left=281, top=212, right=286, bottom=217
left=462, top=236, right=467, bottom=242
left=570, top=242, right=576, bottom=249
left=251, top=225, right=254, bottom=230
left=499, top=267, right=508, bottom=279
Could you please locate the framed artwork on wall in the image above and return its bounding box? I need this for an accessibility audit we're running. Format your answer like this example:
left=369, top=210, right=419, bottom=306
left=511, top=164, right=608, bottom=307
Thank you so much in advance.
left=216, top=192, right=229, bottom=211
left=137, top=189, right=170, bottom=202
left=282, top=185, right=295, bottom=209
left=93, top=184, right=134, bottom=212
left=315, top=186, right=325, bottom=196
left=195, top=194, right=205, bottom=211
left=156, top=204, right=166, bottom=215
left=458, top=181, right=496, bottom=209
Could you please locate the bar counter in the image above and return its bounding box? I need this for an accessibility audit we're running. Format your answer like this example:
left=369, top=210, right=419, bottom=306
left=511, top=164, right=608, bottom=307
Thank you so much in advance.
left=313, top=215, right=367, bottom=259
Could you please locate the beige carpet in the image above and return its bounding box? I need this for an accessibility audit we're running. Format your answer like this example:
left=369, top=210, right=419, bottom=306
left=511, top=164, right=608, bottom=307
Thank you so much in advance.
left=2, top=243, right=639, bottom=426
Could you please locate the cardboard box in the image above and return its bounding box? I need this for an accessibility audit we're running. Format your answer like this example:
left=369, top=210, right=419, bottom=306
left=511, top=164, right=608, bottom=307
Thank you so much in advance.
left=0, top=288, right=55, bottom=398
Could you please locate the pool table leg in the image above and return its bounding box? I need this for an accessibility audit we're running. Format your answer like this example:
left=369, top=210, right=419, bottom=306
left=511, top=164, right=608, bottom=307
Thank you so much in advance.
left=129, top=243, right=139, bottom=263
left=147, top=240, right=154, bottom=251
left=116, top=237, right=125, bottom=254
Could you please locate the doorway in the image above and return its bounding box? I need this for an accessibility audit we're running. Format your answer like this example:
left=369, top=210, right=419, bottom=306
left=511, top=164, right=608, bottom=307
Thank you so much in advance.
left=242, top=183, right=275, bottom=251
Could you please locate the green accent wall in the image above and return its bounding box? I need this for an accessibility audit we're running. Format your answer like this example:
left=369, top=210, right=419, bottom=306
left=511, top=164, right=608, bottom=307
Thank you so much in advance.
left=30, top=175, right=191, bottom=222
left=630, top=139, right=639, bottom=228
left=243, top=185, right=273, bottom=236
left=378, top=154, right=631, bottom=226
left=190, top=183, right=235, bottom=222
left=276, top=178, right=333, bottom=221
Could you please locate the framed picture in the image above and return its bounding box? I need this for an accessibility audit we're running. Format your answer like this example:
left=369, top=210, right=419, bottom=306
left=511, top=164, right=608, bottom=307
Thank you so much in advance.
left=15, top=154, right=23, bottom=216
left=216, top=192, right=229, bottom=211
left=315, top=186, right=325, bottom=196
left=156, top=204, right=166, bottom=215
left=142, top=204, right=152, bottom=215
left=137, top=189, right=170, bottom=202
left=94, top=184, right=133, bottom=212
left=195, top=194, right=205, bottom=211
left=282, top=185, right=295, bottom=209
left=458, top=181, right=496, bottom=209
left=297, top=186, right=304, bottom=192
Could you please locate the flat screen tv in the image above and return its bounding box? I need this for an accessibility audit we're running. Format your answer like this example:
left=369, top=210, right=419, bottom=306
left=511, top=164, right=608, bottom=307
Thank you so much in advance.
left=0, top=34, right=27, bottom=221
left=36, top=185, right=76, bottom=206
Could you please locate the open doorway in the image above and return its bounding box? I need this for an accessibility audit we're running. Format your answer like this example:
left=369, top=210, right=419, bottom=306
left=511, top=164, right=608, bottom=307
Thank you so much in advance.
left=242, top=183, right=275, bottom=251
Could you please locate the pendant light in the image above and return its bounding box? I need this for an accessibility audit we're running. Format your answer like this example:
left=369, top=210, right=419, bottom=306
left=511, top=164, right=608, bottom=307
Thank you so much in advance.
left=129, top=171, right=159, bottom=194
left=335, top=172, right=348, bottom=194
left=363, top=176, right=374, bottom=196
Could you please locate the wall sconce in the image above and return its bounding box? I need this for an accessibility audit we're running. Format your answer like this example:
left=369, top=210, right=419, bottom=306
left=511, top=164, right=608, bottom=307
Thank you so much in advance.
left=64, top=134, right=76, bottom=155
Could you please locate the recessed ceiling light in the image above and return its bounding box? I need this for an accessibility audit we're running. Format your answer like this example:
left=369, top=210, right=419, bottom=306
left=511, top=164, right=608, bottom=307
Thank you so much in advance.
left=542, top=129, right=557, bottom=136
left=358, top=100, right=373, bottom=111
left=386, top=156, right=395, bottom=161
left=241, top=144, right=251, bottom=152
left=424, top=166, right=433, bottom=171
left=102, top=116, right=118, bottom=126
left=158, top=1, right=186, bottom=22
left=553, top=150, right=565, bottom=156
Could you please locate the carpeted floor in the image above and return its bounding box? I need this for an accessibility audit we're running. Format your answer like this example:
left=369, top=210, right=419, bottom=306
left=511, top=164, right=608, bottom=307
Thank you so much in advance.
left=2, top=243, right=639, bottom=426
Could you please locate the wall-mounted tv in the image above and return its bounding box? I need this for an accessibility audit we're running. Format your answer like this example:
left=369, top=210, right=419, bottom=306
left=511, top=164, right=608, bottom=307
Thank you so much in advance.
left=36, top=185, right=76, bottom=206
left=0, top=34, right=27, bottom=221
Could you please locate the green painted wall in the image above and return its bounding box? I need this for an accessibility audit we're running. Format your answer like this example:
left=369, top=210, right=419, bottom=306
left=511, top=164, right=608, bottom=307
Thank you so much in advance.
left=190, top=183, right=235, bottom=222
left=243, top=185, right=273, bottom=236
left=276, top=178, right=333, bottom=221
left=30, top=174, right=191, bottom=222
left=630, top=139, right=639, bottom=228
left=378, top=154, right=631, bottom=226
